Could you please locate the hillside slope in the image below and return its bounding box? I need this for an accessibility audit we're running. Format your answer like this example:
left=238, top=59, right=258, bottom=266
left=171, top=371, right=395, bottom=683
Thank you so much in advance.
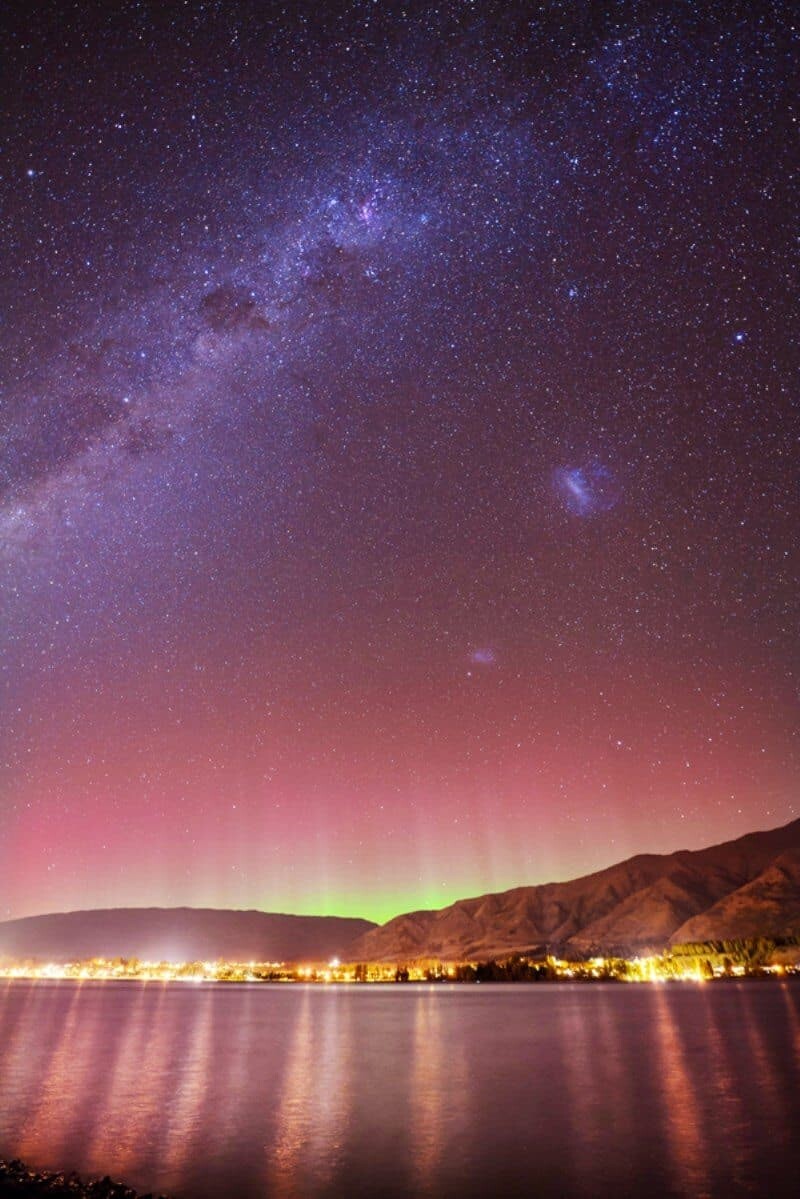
left=348, top=818, right=800, bottom=960
left=0, top=907, right=376, bottom=965
left=672, top=848, right=800, bottom=943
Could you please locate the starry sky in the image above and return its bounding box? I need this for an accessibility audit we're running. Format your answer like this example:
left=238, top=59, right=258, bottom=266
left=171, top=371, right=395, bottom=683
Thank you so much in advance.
left=1, top=1, right=797, bottom=924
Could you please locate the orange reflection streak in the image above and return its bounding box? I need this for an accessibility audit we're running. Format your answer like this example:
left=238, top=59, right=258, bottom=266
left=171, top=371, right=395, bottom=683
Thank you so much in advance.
left=151, top=984, right=218, bottom=1195
left=592, top=986, right=635, bottom=1142
left=409, top=987, right=445, bottom=1194
left=408, top=987, right=471, bottom=1196
left=0, top=982, right=72, bottom=1148
left=735, top=983, right=785, bottom=1125
left=551, top=989, right=601, bottom=1190
left=778, top=979, right=800, bottom=1060
left=698, top=983, right=753, bottom=1189
left=266, top=987, right=352, bottom=1199
left=204, top=984, right=260, bottom=1145
left=56, top=980, right=158, bottom=1171
left=266, top=985, right=319, bottom=1199
left=0, top=983, right=11, bottom=1099
left=651, top=986, right=709, bottom=1197
left=13, top=981, right=88, bottom=1167
left=161, top=983, right=274, bottom=1197
left=79, top=983, right=171, bottom=1181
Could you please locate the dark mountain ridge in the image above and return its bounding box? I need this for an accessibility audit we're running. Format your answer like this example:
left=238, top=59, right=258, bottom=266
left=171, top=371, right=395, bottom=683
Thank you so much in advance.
left=3, top=819, right=799, bottom=966
left=347, top=817, right=800, bottom=961
left=0, top=907, right=376, bottom=965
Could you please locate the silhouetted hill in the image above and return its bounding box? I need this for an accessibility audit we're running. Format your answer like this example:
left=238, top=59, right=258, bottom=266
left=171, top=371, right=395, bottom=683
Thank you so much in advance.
left=0, top=907, right=375, bottom=965
left=4, top=820, right=799, bottom=967
left=674, top=847, right=800, bottom=943
left=347, top=818, right=800, bottom=961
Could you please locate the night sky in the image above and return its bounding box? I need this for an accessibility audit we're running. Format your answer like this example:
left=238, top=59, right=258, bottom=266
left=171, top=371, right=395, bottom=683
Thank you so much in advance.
left=1, top=1, right=797, bottom=923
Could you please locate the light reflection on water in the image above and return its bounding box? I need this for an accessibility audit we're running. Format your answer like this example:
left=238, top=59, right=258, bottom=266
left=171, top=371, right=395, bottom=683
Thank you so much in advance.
left=1, top=980, right=799, bottom=1198
left=651, top=981, right=708, bottom=1196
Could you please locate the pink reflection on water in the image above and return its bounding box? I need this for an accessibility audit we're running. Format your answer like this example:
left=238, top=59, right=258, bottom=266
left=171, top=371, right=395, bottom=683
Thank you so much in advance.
left=699, top=984, right=751, bottom=1189
left=14, top=981, right=88, bottom=1168
left=2, top=981, right=800, bottom=1198
left=154, top=984, right=218, bottom=1191
left=651, top=984, right=710, bottom=1197
left=408, top=987, right=469, bottom=1194
left=80, top=983, right=171, bottom=1181
left=550, top=990, right=605, bottom=1189
left=0, top=982, right=82, bottom=1150
left=779, top=979, right=800, bottom=1057
left=266, top=986, right=353, bottom=1198
left=735, top=984, right=783, bottom=1125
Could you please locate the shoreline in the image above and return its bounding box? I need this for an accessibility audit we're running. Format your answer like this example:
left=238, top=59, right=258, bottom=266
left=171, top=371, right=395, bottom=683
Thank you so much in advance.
left=1, top=971, right=797, bottom=986
left=0, top=1159, right=165, bottom=1198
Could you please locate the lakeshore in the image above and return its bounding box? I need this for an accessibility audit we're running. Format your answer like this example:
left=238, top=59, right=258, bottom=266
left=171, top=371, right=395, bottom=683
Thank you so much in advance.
left=2, top=938, right=798, bottom=986
left=0, top=1159, right=164, bottom=1199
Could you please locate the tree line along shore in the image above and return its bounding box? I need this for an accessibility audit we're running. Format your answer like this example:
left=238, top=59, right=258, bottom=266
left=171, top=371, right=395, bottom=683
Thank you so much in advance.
left=1, top=936, right=799, bottom=985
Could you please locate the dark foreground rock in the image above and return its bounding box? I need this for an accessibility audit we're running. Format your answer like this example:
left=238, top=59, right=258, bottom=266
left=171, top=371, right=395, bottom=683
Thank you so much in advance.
left=0, top=1160, right=166, bottom=1198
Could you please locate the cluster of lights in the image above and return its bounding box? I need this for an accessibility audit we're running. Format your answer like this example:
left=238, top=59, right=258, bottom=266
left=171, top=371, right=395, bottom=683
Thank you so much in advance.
left=0, top=954, right=794, bottom=985
left=553, top=954, right=794, bottom=982
left=0, top=958, right=288, bottom=983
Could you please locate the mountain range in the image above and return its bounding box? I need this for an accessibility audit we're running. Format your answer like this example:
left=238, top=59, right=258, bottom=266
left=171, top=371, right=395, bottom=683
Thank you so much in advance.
left=1, top=817, right=799, bottom=964
left=346, top=817, right=800, bottom=960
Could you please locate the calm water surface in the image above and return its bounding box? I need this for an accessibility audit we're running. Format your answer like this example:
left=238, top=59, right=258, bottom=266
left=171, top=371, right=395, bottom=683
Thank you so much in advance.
left=1, top=980, right=799, bottom=1198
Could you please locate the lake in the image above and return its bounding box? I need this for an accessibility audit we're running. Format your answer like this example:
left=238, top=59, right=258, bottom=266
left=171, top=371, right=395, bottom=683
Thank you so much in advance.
left=1, top=980, right=799, bottom=1197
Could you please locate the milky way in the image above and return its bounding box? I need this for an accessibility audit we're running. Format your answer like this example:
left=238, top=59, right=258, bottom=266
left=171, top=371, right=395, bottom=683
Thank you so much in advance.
left=1, top=2, right=797, bottom=921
